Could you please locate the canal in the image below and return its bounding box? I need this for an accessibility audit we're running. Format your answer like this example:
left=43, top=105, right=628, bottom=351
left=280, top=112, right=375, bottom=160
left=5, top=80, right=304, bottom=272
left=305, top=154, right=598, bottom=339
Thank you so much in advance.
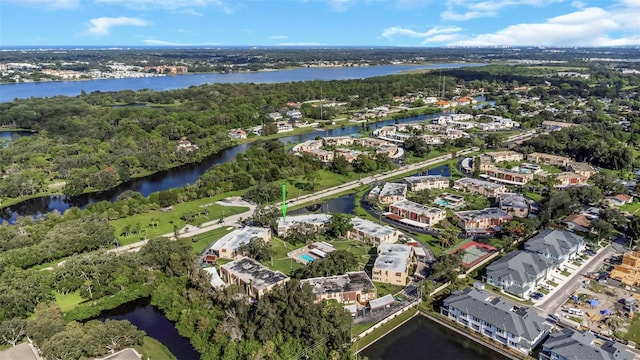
left=360, top=315, right=509, bottom=360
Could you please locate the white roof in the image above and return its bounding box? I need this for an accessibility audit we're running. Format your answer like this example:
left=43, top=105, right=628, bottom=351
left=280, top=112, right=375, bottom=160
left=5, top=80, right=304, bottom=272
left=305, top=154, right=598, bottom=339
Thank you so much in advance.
left=210, top=226, right=269, bottom=252
left=203, top=267, right=226, bottom=288
left=374, top=244, right=413, bottom=274
left=278, top=213, right=332, bottom=228
left=413, top=247, right=427, bottom=257
left=369, top=294, right=395, bottom=309
left=351, top=216, right=397, bottom=239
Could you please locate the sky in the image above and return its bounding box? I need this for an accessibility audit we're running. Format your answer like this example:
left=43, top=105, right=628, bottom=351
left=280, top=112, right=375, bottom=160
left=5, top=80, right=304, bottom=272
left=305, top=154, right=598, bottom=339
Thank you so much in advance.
left=1, top=0, right=639, bottom=47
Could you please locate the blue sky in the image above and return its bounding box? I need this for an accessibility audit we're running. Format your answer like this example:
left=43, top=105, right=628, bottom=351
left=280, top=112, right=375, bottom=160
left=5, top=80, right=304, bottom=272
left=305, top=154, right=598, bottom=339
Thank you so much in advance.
left=1, top=0, right=639, bottom=47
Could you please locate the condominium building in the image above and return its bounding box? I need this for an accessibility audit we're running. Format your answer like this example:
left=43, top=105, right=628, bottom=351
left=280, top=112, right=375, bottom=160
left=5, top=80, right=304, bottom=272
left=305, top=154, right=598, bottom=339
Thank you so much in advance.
left=372, top=244, right=414, bottom=286
left=220, top=257, right=289, bottom=299
left=539, top=172, right=588, bottom=187
left=376, top=182, right=408, bottom=205
left=276, top=214, right=332, bottom=237
left=348, top=217, right=400, bottom=246
left=454, top=178, right=507, bottom=197
left=496, top=192, right=530, bottom=218
left=206, top=227, right=272, bottom=260
left=441, top=287, right=549, bottom=354
left=526, top=152, right=573, bottom=167
left=388, top=200, right=446, bottom=227
left=539, top=328, right=634, bottom=360
left=300, top=271, right=377, bottom=304
left=403, top=175, right=449, bottom=191
left=484, top=250, right=556, bottom=299
left=485, top=151, right=524, bottom=163
left=453, top=208, right=512, bottom=234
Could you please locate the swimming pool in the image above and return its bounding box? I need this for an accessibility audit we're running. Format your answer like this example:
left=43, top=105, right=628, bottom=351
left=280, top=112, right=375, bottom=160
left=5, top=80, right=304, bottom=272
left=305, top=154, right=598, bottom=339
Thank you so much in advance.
left=435, top=199, right=450, bottom=207
left=300, top=254, right=315, bottom=262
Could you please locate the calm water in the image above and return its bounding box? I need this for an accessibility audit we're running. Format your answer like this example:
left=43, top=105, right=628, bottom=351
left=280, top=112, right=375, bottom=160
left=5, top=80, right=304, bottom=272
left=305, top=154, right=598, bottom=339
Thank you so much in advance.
left=360, top=316, right=508, bottom=360
left=0, top=113, right=437, bottom=223
left=0, top=63, right=485, bottom=102
left=290, top=194, right=355, bottom=215
left=97, top=298, right=200, bottom=360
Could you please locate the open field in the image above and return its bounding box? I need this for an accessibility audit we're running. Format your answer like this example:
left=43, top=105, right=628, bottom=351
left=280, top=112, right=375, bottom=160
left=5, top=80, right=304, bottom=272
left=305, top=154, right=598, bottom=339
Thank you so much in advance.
left=190, top=226, right=236, bottom=254
left=54, top=291, right=84, bottom=313
left=110, top=195, right=248, bottom=245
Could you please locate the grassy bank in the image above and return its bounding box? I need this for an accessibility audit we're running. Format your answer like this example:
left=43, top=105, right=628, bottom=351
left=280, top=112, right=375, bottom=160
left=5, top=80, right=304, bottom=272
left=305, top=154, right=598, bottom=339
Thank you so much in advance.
left=352, top=309, right=418, bottom=353
left=136, top=336, right=176, bottom=360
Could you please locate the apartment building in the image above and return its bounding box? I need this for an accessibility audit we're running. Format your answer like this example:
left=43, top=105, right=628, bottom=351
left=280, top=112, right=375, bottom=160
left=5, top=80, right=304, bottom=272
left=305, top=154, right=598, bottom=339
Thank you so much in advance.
left=371, top=244, right=414, bottom=286
left=207, top=227, right=272, bottom=260
left=526, top=152, right=573, bottom=167
left=220, top=257, right=289, bottom=299
left=348, top=217, right=400, bottom=246
left=388, top=200, right=446, bottom=227
left=453, top=208, right=512, bottom=234
left=403, top=175, right=449, bottom=191
left=300, top=271, right=377, bottom=304
left=454, top=178, right=507, bottom=197
left=276, top=214, right=332, bottom=237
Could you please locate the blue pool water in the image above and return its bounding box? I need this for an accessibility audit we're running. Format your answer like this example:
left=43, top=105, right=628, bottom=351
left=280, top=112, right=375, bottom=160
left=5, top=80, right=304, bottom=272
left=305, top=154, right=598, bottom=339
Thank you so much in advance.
left=300, top=254, right=315, bottom=262
left=435, top=199, right=450, bottom=207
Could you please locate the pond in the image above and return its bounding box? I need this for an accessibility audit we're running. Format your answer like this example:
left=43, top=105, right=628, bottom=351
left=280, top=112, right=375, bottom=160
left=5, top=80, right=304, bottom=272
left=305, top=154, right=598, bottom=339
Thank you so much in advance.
left=360, top=315, right=508, bottom=360
left=411, top=164, right=451, bottom=177
left=97, top=298, right=200, bottom=360
left=289, top=194, right=355, bottom=215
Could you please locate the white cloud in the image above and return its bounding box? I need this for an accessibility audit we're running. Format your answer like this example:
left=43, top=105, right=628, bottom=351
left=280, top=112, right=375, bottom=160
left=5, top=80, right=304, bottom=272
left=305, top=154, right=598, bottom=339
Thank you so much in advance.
left=93, top=0, right=233, bottom=13
left=381, top=25, right=463, bottom=44
left=442, top=0, right=561, bottom=21
left=4, top=0, right=79, bottom=9
left=328, top=0, right=356, bottom=11
left=270, top=35, right=289, bottom=40
left=450, top=6, right=637, bottom=46
left=88, top=17, right=150, bottom=35
left=143, top=39, right=183, bottom=46
left=279, top=42, right=324, bottom=46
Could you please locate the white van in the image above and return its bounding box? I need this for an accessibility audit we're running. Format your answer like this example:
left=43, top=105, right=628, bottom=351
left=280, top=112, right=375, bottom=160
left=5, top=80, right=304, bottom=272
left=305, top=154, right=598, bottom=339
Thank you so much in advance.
left=566, top=308, right=583, bottom=316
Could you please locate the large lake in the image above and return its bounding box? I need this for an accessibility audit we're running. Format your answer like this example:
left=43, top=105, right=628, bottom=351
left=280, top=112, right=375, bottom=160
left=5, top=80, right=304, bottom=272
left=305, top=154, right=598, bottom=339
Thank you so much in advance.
left=0, top=63, right=485, bottom=102
left=360, top=315, right=509, bottom=360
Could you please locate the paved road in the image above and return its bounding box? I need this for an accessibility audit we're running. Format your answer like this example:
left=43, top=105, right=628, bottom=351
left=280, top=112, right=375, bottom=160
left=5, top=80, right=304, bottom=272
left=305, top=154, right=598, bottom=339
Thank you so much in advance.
left=535, top=245, right=616, bottom=315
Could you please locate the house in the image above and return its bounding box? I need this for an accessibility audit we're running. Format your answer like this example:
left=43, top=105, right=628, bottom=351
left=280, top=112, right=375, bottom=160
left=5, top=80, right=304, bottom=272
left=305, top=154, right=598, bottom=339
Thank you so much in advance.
left=403, top=175, right=449, bottom=191
left=436, top=100, right=451, bottom=109
left=526, top=152, right=573, bottom=167
left=228, top=128, right=247, bottom=139
left=348, top=216, right=400, bottom=246
left=219, top=257, right=289, bottom=299
left=568, top=162, right=597, bottom=179
left=206, top=227, right=272, bottom=260
left=453, top=208, right=512, bottom=235
left=176, top=137, right=199, bottom=152
left=441, top=287, right=549, bottom=354
left=388, top=200, right=446, bottom=228
left=454, top=178, right=507, bottom=197
left=371, top=244, right=414, bottom=285
left=376, top=182, right=408, bottom=205
left=496, top=192, right=530, bottom=217
left=606, top=194, right=633, bottom=207
left=524, top=229, right=585, bottom=266
left=562, top=214, right=592, bottom=233
left=276, top=214, right=332, bottom=237
left=286, top=110, right=302, bottom=118
left=268, top=112, right=283, bottom=121
left=484, top=250, right=556, bottom=299
left=300, top=271, right=377, bottom=304
left=539, top=328, right=634, bottom=360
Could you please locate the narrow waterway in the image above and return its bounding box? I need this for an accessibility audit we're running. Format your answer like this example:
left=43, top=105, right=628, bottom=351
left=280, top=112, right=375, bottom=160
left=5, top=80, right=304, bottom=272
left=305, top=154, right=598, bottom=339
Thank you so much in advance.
left=360, top=315, right=509, bottom=360
left=97, top=298, right=200, bottom=360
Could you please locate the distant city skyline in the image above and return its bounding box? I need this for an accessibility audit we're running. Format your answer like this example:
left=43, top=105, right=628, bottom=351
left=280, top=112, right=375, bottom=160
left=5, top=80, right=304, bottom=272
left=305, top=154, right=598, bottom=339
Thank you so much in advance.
left=1, top=0, right=639, bottom=47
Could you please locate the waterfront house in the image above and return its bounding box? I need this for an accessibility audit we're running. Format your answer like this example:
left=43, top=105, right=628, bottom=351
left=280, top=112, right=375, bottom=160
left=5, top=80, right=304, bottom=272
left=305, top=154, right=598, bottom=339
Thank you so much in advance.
left=403, top=175, right=449, bottom=191
left=300, top=271, right=377, bottom=304
left=453, top=208, right=512, bottom=235
left=454, top=178, right=507, bottom=197
left=441, top=287, right=549, bottom=354
left=206, top=226, right=272, bottom=260
left=176, top=137, right=199, bottom=152
left=220, top=257, right=289, bottom=299
left=539, top=328, right=634, bottom=360
left=524, top=229, right=585, bottom=266
left=228, top=128, right=248, bottom=139
left=348, top=217, right=400, bottom=246
left=484, top=251, right=556, bottom=299
left=388, top=199, right=446, bottom=228
left=371, top=244, right=414, bottom=286
left=276, top=213, right=332, bottom=237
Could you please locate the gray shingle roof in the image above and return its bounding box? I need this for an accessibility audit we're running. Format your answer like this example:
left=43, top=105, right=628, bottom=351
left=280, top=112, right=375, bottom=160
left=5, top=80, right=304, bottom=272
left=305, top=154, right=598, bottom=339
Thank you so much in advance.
left=485, top=250, right=555, bottom=287
left=524, top=229, right=584, bottom=259
left=443, top=288, right=548, bottom=342
left=542, top=328, right=634, bottom=360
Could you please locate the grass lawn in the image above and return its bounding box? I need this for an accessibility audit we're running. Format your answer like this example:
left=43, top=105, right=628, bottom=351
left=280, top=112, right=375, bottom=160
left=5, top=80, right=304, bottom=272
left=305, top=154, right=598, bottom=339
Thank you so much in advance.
left=352, top=310, right=417, bottom=353
left=329, top=239, right=373, bottom=270
left=54, top=291, right=84, bottom=313
left=621, top=201, right=640, bottom=215
left=190, top=226, right=236, bottom=254
left=414, top=233, right=443, bottom=256
left=374, top=282, right=405, bottom=298
left=524, top=191, right=543, bottom=202
left=135, top=336, right=176, bottom=360
left=351, top=322, right=377, bottom=337
left=111, top=196, right=248, bottom=245
left=265, top=238, right=303, bottom=275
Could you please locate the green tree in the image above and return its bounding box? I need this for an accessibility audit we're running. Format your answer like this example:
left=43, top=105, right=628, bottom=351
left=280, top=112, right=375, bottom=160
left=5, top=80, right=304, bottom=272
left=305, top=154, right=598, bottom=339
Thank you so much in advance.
left=0, top=318, right=27, bottom=347
left=326, top=213, right=353, bottom=238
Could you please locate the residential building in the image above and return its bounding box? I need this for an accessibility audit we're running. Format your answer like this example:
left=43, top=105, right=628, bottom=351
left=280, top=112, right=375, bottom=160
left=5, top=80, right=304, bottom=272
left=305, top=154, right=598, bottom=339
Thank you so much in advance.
left=524, top=229, right=585, bottom=266
left=228, top=128, right=247, bottom=139
left=277, top=214, right=332, bottom=237
left=219, top=257, right=289, bottom=299
left=496, top=192, right=530, bottom=217
left=348, top=217, right=400, bottom=246
left=306, top=148, right=335, bottom=163
left=323, top=136, right=354, bottom=146
left=454, top=177, right=507, bottom=197
left=300, top=271, right=377, bottom=304
left=203, top=267, right=226, bottom=289
left=207, top=227, right=272, bottom=260
left=606, top=194, right=633, bottom=207
left=453, top=208, right=512, bottom=234
left=441, top=287, right=549, bottom=354
left=485, top=151, right=524, bottom=163
left=526, top=152, right=573, bottom=167
left=540, top=172, right=588, bottom=187
left=294, top=139, right=323, bottom=152
left=562, top=214, right=592, bottom=233
left=541, top=120, right=577, bottom=131
left=539, top=328, right=634, bottom=360
left=484, top=251, right=556, bottom=299
left=335, top=148, right=366, bottom=163
left=377, top=182, right=408, bottom=205
left=372, top=244, right=414, bottom=285
left=403, top=175, right=449, bottom=191
left=268, top=112, right=283, bottom=121
left=176, top=137, right=199, bottom=152
left=481, top=167, right=534, bottom=185
left=388, top=200, right=446, bottom=227
left=568, top=162, right=597, bottom=179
